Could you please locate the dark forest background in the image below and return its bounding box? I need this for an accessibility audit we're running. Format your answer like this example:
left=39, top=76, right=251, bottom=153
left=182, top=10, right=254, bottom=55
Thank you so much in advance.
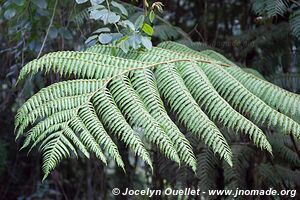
left=0, top=0, right=300, bottom=199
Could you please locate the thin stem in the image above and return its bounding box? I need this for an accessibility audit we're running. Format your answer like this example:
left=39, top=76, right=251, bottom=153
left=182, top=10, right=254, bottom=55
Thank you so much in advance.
left=105, top=0, right=120, bottom=32
left=37, top=0, right=58, bottom=59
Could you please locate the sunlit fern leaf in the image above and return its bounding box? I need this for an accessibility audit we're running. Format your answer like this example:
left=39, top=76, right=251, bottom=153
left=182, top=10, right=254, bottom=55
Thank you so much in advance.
left=16, top=51, right=143, bottom=83
left=97, top=45, right=272, bottom=152
left=225, top=66, right=300, bottom=119
left=109, top=75, right=181, bottom=164
left=158, top=41, right=300, bottom=138
left=15, top=42, right=300, bottom=179
left=203, top=64, right=300, bottom=139
left=69, top=117, right=107, bottom=164
left=77, top=103, right=125, bottom=169
left=155, top=64, right=232, bottom=166
left=92, top=88, right=153, bottom=169
left=163, top=42, right=300, bottom=119
left=129, top=69, right=197, bottom=170
left=15, top=80, right=103, bottom=138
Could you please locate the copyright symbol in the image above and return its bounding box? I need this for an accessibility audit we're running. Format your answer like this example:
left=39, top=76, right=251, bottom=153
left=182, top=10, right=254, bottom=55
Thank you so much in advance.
left=112, top=188, right=120, bottom=196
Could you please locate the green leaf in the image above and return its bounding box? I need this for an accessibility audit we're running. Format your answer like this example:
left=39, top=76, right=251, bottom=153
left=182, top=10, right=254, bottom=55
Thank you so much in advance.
left=128, top=34, right=142, bottom=49
left=90, top=9, right=105, bottom=20
left=142, top=23, right=154, bottom=36
left=90, top=9, right=120, bottom=24
left=76, top=0, right=88, bottom=4
left=119, top=20, right=135, bottom=31
left=90, top=0, right=105, bottom=4
left=110, top=33, right=123, bottom=41
left=135, top=15, right=145, bottom=29
left=141, top=36, right=152, bottom=50
left=99, top=33, right=113, bottom=44
left=85, top=35, right=98, bottom=44
left=92, top=27, right=111, bottom=34
left=107, top=12, right=120, bottom=24
left=119, top=39, right=130, bottom=53
left=149, top=10, right=155, bottom=23
left=111, top=1, right=128, bottom=16
left=4, top=9, right=16, bottom=20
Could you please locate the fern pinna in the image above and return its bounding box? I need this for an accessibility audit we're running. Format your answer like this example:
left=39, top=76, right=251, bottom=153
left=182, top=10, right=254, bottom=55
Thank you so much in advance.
left=15, top=42, right=300, bottom=179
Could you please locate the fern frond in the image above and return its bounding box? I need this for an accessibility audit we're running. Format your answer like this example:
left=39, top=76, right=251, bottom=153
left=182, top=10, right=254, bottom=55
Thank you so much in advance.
left=130, top=69, right=197, bottom=171
left=155, top=64, right=233, bottom=166
left=15, top=79, right=103, bottom=133
left=77, top=103, right=124, bottom=168
left=156, top=41, right=300, bottom=138
left=17, top=51, right=143, bottom=83
left=92, top=88, right=153, bottom=169
left=201, top=63, right=300, bottom=139
left=177, top=62, right=272, bottom=152
left=225, top=66, right=300, bottom=119
left=109, top=75, right=181, bottom=164
left=69, top=117, right=107, bottom=164
left=41, top=131, right=71, bottom=180
left=15, top=41, right=300, bottom=179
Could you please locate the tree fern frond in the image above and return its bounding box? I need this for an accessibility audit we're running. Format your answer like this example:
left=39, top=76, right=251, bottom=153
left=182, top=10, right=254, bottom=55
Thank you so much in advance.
left=61, top=124, right=90, bottom=158
left=177, top=62, right=272, bottom=152
left=15, top=79, right=103, bottom=133
left=156, top=64, right=233, bottom=166
left=92, top=89, right=153, bottom=169
left=201, top=63, right=300, bottom=139
left=19, top=109, right=76, bottom=145
left=130, top=68, right=197, bottom=171
left=77, top=103, right=124, bottom=168
left=41, top=131, right=71, bottom=180
left=69, top=117, right=107, bottom=165
left=17, top=51, right=143, bottom=83
left=109, top=75, right=181, bottom=164
left=225, top=66, right=300, bottom=119
left=15, top=42, right=300, bottom=179
left=155, top=41, right=300, bottom=137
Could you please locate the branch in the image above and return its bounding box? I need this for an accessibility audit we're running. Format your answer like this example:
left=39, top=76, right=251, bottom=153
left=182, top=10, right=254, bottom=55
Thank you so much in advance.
left=37, top=0, right=58, bottom=59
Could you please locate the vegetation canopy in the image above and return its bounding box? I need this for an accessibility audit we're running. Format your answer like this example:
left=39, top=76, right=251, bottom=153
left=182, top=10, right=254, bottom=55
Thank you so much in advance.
left=15, top=41, right=300, bottom=180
